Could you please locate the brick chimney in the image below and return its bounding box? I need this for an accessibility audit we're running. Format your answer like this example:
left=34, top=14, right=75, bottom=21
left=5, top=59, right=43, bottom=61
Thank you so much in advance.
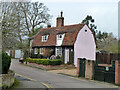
left=56, top=11, right=64, bottom=27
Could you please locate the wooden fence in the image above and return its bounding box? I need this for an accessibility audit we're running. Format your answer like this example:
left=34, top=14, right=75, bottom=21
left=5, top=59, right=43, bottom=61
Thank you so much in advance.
left=96, top=53, right=120, bottom=64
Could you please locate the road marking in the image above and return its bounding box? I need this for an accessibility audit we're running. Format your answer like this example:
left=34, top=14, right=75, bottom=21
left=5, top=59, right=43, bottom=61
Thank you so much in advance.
left=15, top=73, right=37, bottom=81
left=40, top=82, right=54, bottom=90
left=15, top=73, right=54, bottom=89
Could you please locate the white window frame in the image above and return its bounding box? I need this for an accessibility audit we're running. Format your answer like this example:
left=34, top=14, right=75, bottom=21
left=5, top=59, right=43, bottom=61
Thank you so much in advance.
left=56, top=47, right=62, bottom=56
left=42, top=35, right=49, bottom=42
left=57, top=34, right=63, bottom=40
left=34, top=48, right=38, bottom=54
left=39, top=48, right=45, bottom=54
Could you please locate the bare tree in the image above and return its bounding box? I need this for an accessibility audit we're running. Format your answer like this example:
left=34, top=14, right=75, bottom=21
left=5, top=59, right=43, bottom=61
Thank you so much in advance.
left=20, top=2, right=51, bottom=36
left=1, top=2, right=51, bottom=51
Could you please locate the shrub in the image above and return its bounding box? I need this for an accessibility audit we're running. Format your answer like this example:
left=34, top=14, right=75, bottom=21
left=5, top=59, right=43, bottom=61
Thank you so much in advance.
left=42, top=48, right=54, bottom=58
left=1, top=52, right=11, bottom=74
left=49, top=59, right=62, bottom=65
left=27, top=58, right=62, bottom=65
left=56, top=55, right=60, bottom=59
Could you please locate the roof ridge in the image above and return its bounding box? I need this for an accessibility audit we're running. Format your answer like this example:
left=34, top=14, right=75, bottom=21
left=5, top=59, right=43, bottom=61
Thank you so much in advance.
left=37, top=23, right=85, bottom=34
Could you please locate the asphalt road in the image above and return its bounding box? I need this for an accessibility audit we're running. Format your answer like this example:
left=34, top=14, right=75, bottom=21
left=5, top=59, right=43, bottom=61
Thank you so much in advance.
left=10, top=59, right=119, bottom=89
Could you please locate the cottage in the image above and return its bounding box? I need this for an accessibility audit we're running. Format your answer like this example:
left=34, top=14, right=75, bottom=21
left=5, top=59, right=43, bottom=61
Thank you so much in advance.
left=31, top=11, right=96, bottom=67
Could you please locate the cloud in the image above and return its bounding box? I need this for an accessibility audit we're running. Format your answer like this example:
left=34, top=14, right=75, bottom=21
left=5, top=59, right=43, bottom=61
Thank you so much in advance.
left=31, top=0, right=119, bottom=3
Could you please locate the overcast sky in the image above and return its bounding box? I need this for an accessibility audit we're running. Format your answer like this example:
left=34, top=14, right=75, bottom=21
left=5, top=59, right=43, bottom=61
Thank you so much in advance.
left=2, top=0, right=119, bottom=37
left=31, top=0, right=118, bottom=38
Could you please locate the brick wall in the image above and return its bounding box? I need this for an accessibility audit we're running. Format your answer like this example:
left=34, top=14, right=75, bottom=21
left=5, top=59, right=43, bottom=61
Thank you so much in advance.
left=115, top=60, right=120, bottom=85
left=76, top=58, right=80, bottom=77
left=85, top=60, right=94, bottom=80
left=0, top=70, right=15, bottom=89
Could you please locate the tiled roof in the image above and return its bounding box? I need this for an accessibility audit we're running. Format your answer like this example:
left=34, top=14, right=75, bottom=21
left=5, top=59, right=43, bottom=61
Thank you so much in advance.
left=32, top=24, right=85, bottom=47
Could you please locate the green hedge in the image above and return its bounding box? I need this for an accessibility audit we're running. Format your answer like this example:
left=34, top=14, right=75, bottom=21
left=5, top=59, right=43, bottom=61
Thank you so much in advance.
left=0, top=52, right=11, bottom=74
left=27, top=58, right=62, bottom=65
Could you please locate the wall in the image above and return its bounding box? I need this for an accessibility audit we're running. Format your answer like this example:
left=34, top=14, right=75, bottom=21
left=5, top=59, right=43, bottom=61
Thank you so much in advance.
left=85, top=60, right=94, bottom=79
left=115, top=60, right=120, bottom=85
left=74, top=25, right=96, bottom=67
left=0, top=70, right=15, bottom=89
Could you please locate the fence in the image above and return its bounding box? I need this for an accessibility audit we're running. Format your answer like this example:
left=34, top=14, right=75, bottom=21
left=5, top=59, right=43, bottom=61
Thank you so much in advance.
left=96, top=53, right=120, bottom=64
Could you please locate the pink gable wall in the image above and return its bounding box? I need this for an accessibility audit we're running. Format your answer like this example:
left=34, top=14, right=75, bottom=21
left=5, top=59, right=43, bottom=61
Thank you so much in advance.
left=74, top=25, right=96, bottom=67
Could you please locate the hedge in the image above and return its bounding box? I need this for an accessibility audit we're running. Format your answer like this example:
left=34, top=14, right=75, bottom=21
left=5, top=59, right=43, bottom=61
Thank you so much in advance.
left=0, top=52, right=11, bottom=74
left=26, top=58, right=62, bottom=65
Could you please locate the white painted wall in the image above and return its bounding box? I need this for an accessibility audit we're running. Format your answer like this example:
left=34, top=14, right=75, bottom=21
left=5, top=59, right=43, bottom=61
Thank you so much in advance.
left=74, top=25, right=96, bottom=67
left=65, top=48, right=69, bottom=64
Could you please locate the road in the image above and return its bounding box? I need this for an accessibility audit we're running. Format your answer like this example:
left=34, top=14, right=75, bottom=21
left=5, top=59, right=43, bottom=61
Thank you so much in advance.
left=10, top=59, right=118, bottom=89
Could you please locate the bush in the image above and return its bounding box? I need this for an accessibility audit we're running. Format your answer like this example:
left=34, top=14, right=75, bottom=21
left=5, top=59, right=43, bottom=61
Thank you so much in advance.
left=56, top=55, right=60, bottom=59
left=1, top=52, right=11, bottom=74
left=27, top=58, right=62, bottom=65
left=49, top=59, right=62, bottom=65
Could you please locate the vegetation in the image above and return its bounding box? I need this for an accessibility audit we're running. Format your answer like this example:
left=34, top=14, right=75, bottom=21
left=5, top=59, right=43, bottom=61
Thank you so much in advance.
left=42, top=48, right=54, bottom=58
left=26, top=58, right=62, bottom=65
left=1, top=2, right=51, bottom=51
left=0, top=52, right=11, bottom=74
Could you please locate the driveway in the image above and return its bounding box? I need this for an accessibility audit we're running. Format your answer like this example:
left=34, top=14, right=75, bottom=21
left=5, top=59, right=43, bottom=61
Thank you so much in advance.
left=10, top=59, right=119, bottom=89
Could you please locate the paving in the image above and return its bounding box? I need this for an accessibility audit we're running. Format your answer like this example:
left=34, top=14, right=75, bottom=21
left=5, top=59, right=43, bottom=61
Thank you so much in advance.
left=10, top=59, right=119, bottom=89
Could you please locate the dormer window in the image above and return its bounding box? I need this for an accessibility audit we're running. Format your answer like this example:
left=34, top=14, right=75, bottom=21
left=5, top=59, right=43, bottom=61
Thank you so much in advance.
left=57, top=34, right=63, bottom=40
left=42, top=35, right=49, bottom=42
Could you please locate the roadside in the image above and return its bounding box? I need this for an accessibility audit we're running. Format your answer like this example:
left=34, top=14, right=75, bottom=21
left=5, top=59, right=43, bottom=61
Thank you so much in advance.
left=7, top=73, right=50, bottom=89
left=23, top=62, right=75, bottom=70
left=11, top=59, right=119, bottom=88
left=22, top=61, right=119, bottom=88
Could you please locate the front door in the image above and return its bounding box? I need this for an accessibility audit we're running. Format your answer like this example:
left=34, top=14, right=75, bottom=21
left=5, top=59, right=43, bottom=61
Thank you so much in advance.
left=65, top=48, right=69, bottom=64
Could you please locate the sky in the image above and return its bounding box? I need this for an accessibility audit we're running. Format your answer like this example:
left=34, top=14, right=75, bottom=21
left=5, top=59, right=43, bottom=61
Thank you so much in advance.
left=1, top=0, right=119, bottom=38
left=32, top=0, right=118, bottom=38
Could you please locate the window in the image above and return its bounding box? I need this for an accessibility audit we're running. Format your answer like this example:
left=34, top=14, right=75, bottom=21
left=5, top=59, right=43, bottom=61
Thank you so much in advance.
left=56, top=47, right=62, bottom=56
left=42, top=35, right=49, bottom=42
left=57, top=34, right=62, bottom=40
left=34, top=48, right=38, bottom=54
left=85, top=30, right=87, bottom=32
left=39, top=48, right=45, bottom=54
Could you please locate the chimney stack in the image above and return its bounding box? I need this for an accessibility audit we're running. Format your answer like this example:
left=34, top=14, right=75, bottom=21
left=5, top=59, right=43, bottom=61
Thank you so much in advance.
left=56, top=11, right=64, bottom=27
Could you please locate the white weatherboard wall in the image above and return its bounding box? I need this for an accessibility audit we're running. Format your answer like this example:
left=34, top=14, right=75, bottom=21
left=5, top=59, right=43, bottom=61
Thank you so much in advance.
left=74, top=25, right=96, bottom=67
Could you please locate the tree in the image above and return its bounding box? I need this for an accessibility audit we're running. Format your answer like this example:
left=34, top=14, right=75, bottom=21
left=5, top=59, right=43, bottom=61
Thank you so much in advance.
left=97, top=32, right=118, bottom=53
left=20, top=2, right=51, bottom=37
left=82, top=15, right=97, bottom=39
left=0, top=2, right=51, bottom=51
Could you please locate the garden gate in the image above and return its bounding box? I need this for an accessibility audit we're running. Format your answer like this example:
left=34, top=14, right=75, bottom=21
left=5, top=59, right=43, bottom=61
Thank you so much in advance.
left=94, top=61, right=115, bottom=83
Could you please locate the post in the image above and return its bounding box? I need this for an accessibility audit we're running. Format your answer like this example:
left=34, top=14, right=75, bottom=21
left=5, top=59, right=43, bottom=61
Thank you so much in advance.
left=115, top=60, right=120, bottom=85
left=77, top=58, right=80, bottom=77
left=85, top=60, right=94, bottom=80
